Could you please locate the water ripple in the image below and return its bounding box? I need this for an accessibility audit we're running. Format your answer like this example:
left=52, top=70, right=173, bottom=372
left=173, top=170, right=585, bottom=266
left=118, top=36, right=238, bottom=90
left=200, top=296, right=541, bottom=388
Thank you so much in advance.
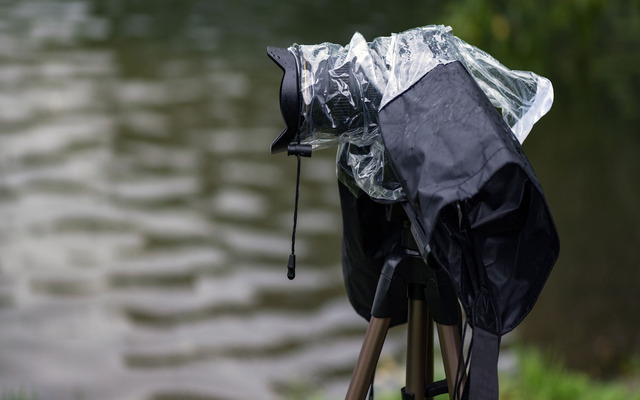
left=0, top=2, right=353, bottom=399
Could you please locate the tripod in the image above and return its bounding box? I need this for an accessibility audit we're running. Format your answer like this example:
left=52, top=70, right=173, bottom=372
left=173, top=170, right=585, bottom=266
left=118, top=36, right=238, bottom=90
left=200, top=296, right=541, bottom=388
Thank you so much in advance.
left=345, top=204, right=467, bottom=400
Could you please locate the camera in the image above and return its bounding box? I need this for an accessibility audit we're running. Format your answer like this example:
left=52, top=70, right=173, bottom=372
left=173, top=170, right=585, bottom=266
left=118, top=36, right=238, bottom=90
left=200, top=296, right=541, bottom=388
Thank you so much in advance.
left=267, top=26, right=560, bottom=399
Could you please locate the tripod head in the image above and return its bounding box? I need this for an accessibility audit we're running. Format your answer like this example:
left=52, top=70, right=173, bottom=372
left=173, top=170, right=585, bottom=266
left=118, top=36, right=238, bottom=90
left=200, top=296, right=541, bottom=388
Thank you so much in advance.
left=371, top=201, right=461, bottom=327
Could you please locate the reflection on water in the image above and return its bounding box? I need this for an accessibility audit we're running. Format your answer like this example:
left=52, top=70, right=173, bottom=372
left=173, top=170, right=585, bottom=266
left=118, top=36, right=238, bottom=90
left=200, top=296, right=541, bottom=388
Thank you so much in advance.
left=0, top=1, right=408, bottom=399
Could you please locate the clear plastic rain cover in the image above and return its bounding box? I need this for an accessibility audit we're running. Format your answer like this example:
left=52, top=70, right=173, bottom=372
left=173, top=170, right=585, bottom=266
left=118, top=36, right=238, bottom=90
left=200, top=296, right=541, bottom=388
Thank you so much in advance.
left=289, top=25, right=553, bottom=201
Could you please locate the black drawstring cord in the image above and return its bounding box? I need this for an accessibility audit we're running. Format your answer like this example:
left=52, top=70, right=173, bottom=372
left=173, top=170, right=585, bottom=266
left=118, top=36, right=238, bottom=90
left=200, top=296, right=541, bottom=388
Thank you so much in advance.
left=287, top=154, right=302, bottom=280
left=453, top=319, right=473, bottom=400
left=286, top=144, right=312, bottom=280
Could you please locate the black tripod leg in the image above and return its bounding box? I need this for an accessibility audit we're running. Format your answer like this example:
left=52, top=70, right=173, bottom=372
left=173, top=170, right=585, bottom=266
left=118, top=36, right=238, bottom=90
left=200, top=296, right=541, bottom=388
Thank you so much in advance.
left=345, top=317, right=391, bottom=400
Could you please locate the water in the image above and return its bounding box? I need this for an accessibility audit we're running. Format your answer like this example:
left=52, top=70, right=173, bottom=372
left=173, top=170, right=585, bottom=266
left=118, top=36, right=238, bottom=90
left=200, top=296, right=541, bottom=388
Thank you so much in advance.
left=0, top=1, right=416, bottom=399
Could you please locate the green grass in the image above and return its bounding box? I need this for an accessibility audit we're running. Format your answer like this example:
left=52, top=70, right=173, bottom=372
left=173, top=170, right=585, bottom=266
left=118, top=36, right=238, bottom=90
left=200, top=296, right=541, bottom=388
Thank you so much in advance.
left=371, top=348, right=640, bottom=400
left=1, top=389, right=37, bottom=400
left=499, top=349, right=640, bottom=400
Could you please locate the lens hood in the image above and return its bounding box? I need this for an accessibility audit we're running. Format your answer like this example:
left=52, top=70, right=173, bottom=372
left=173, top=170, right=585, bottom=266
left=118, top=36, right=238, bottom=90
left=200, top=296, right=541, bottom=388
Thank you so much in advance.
left=267, top=46, right=300, bottom=154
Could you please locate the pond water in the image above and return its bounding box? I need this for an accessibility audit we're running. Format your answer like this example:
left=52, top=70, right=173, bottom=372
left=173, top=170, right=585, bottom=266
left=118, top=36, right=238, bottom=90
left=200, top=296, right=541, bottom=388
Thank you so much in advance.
left=0, top=1, right=417, bottom=399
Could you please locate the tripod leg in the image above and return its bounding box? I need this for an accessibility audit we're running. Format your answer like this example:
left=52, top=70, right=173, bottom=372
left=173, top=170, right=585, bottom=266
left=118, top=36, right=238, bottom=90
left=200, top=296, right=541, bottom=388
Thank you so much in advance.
left=406, top=292, right=427, bottom=400
left=437, top=323, right=466, bottom=399
left=345, top=316, right=391, bottom=400
left=425, top=314, right=434, bottom=400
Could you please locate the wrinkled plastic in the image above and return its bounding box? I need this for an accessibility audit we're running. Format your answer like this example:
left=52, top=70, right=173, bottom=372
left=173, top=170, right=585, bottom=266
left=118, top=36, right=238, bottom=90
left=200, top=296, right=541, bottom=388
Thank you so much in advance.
left=288, top=25, right=553, bottom=201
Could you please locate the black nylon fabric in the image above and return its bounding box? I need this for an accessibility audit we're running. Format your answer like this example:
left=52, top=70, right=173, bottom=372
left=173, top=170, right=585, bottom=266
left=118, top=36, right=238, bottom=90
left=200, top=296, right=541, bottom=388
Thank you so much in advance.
left=379, top=61, right=559, bottom=335
left=468, top=327, right=501, bottom=400
left=337, top=182, right=409, bottom=327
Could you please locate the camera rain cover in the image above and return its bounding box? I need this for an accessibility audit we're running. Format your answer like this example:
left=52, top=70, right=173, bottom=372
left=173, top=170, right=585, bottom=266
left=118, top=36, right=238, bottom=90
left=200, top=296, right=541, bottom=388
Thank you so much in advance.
left=281, top=24, right=559, bottom=334
left=285, top=25, right=553, bottom=201
left=379, top=59, right=560, bottom=334
left=379, top=60, right=559, bottom=398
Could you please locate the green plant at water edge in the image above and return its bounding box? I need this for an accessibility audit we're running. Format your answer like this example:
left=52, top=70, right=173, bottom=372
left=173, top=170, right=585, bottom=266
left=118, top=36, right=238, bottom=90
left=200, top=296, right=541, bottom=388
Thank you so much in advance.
left=1, top=389, right=38, bottom=400
left=500, top=349, right=640, bottom=400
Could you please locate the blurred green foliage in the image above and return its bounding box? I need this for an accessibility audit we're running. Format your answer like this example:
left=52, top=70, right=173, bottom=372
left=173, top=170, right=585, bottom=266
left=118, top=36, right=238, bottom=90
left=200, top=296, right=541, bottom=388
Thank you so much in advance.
left=500, top=348, right=640, bottom=400
left=443, top=0, right=640, bottom=122
left=1, top=390, right=37, bottom=400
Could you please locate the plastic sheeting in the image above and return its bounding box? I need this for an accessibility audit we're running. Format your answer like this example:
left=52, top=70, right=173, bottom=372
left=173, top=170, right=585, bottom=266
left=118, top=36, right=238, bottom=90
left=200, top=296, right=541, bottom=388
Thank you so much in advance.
left=288, top=25, right=553, bottom=201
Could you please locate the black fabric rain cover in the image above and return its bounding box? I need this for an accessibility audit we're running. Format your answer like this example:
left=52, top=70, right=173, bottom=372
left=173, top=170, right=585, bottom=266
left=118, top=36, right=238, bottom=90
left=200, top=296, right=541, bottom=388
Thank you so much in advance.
left=378, top=61, right=559, bottom=399
left=338, top=182, right=409, bottom=328
left=379, top=61, right=559, bottom=336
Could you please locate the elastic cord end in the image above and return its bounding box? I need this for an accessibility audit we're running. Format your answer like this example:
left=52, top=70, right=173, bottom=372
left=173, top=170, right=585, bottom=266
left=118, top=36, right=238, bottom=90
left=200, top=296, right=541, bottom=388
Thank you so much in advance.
left=287, top=254, right=296, bottom=280
left=287, top=144, right=313, bottom=157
